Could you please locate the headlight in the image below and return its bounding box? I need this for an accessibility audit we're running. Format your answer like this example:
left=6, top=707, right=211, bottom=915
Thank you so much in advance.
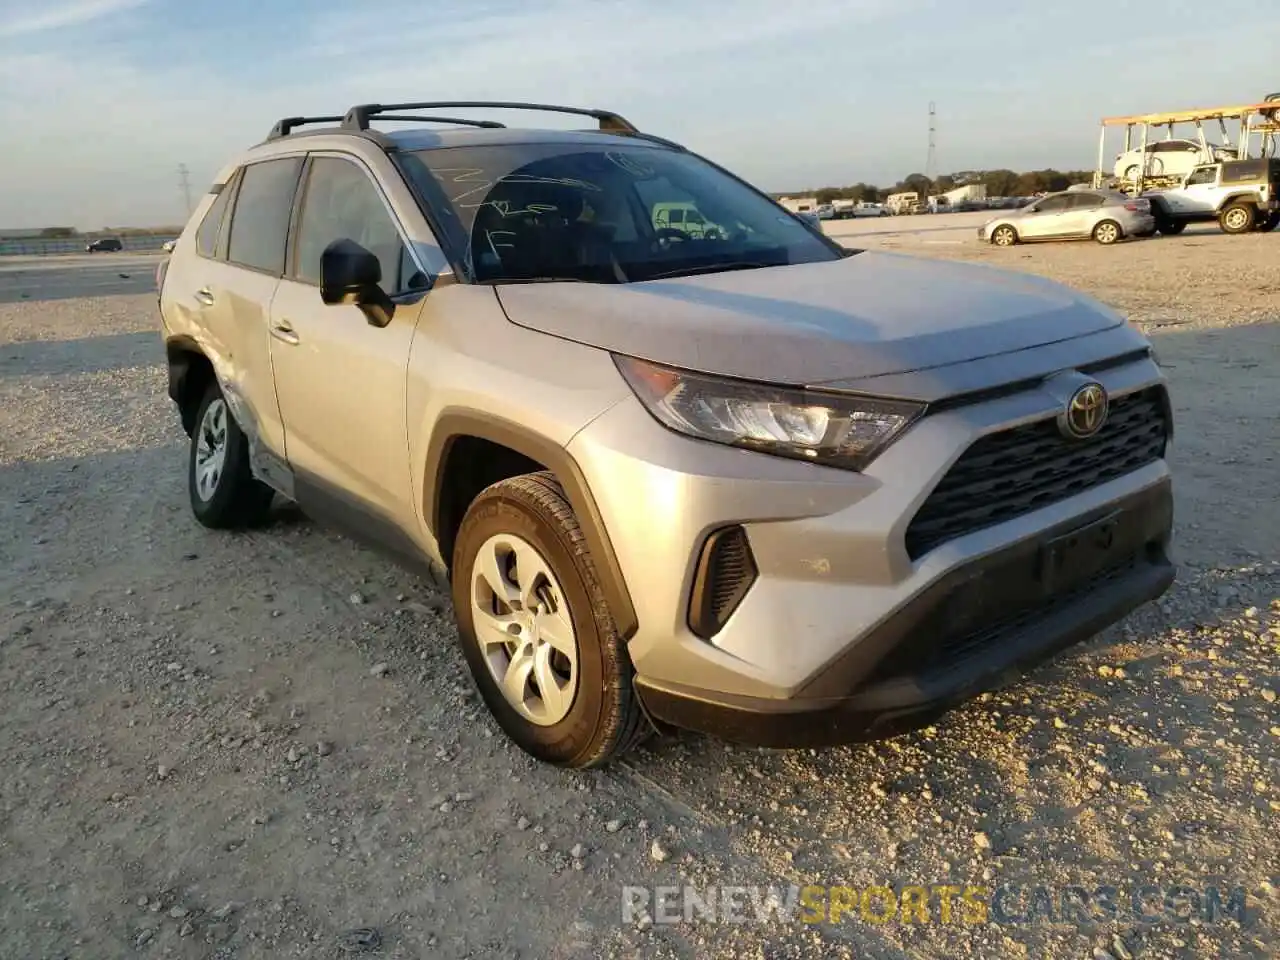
left=614, top=355, right=923, bottom=472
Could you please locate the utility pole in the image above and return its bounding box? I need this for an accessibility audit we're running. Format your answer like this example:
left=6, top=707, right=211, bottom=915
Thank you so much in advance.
left=926, top=102, right=938, bottom=183
left=177, top=163, right=193, bottom=217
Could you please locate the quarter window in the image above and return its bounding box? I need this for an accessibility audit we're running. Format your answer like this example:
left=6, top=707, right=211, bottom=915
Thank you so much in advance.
left=226, top=157, right=303, bottom=274
left=292, top=156, right=408, bottom=291
left=195, top=173, right=237, bottom=259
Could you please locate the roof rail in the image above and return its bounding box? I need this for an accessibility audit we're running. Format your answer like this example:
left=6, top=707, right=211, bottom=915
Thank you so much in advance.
left=364, top=114, right=507, bottom=129
left=342, top=100, right=639, bottom=134
left=267, top=115, right=345, bottom=141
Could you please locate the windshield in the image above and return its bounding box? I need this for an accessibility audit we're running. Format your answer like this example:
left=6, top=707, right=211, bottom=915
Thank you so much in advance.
left=397, top=142, right=843, bottom=283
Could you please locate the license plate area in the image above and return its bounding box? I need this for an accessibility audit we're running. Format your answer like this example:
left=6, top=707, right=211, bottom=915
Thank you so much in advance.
left=1037, top=510, right=1123, bottom=594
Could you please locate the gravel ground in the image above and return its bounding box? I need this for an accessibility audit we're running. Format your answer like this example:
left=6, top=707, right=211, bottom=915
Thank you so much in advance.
left=1, top=232, right=1277, bottom=960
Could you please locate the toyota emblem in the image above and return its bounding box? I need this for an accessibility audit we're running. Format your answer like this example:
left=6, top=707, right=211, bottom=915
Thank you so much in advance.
left=1060, top=382, right=1109, bottom=439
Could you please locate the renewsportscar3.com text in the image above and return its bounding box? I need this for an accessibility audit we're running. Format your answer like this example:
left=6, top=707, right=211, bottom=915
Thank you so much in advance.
left=621, top=883, right=1249, bottom=927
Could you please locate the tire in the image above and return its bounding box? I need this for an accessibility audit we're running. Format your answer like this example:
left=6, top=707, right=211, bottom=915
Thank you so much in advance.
left=991, top=224, right=1018, bottom=247
left=1255, top=211, right=1279, bottom=233
left=1158, top=219, right=1187, bottom=235
left=451, top=471, right=648, bottom=768
left=188, top=383, right=275, bottom=529
left=1219, top=202, right=1255, bottom=234
left=1123, top=165, right=1140, bottom=180
left=1092, top=220, right=1122, bottom=245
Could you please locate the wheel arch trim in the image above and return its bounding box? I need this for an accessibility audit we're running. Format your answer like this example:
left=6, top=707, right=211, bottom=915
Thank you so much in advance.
left=423, top=410, right=639, bottom=640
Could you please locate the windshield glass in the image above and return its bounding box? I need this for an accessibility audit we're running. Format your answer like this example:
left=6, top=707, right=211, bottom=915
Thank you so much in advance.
left=397, top=142, right=842, bottom=283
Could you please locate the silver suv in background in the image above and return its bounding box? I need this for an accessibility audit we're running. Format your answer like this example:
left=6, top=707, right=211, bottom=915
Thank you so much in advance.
left=979, top=188, right=1155, bottom=246
left=157, top=101, right=1175, bottom=768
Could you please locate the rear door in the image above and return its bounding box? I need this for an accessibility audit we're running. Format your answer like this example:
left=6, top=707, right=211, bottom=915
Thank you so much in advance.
left=267, top=152, right=425, bottom=521
left=1065, top=192, right=1107, bottom=235
left=175, top=157, right=302, bottom=459
left=1151, top=139, right=1200, bottom=177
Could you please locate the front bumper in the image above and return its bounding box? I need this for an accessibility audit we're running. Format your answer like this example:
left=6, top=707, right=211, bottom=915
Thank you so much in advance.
left=636, top=480, right=1173, bottom=747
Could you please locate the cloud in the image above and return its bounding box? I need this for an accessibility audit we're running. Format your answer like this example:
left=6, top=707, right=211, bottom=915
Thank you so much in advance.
left=298, top=0, right=906, bottom=102
left=0, top=0, right=149, bottom=39
left=4, top=0, right=1280, bottom=227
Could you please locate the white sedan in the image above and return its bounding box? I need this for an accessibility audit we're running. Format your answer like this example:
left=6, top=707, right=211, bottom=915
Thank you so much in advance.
left=1113, top=139, right=1234, bottom=181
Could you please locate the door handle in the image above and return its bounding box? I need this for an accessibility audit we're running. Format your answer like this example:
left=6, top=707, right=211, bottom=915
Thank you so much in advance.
left=194, top=287, right=215, bottom=306
left=271, top=319, right=300, bottom=345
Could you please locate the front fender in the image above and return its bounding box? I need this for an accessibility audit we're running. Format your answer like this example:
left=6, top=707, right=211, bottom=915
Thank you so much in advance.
left=421, top=409, right=639, bottom=640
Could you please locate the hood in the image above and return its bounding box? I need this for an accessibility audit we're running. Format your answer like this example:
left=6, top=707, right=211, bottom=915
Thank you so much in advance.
left=494, top=251, right=1125, bottom=385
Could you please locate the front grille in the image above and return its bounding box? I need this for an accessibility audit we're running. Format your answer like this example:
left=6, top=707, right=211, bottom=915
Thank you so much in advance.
left=905, top=387, right=1168, bottom=559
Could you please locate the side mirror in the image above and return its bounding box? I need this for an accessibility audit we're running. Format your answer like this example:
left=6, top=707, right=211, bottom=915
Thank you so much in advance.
left=320, top=238, right=394, bottom=327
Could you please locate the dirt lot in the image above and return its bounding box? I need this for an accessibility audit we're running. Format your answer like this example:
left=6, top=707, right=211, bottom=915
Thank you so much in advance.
left=1, top=231, right=1278, bottom=960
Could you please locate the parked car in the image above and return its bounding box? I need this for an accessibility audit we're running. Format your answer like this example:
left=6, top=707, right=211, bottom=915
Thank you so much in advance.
left=86, top=237, right=123, bottom=252
left=651, top=202, right=725, bottom=240
left=1146, top=159, right=1280, bottom=234
left=852, top=202, right=889, bottom=217
left=979, top=189, right=1154, bottom=245
left=1113, top=138, right=1235, bottom=181
left=158, top=100, right=1174, bottom=768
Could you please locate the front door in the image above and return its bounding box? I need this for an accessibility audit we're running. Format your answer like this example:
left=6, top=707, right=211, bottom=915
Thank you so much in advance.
left=1168, top=165, right=1221, bottom=215
left=268, top=153, right=424, bottom=522
left=1018, top=194, right=1074, bottom=239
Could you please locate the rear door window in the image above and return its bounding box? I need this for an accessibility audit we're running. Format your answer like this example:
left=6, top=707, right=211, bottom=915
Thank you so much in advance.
left=1068, top=193, right=1105, bottom=209
left=226, top=157, right=304, bottom=274
left=1034, top=196, right=1071, bottom=213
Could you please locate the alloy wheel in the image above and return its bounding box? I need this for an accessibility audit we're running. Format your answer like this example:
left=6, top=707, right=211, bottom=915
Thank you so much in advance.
left=1095, top=222, right=1120, bottom=244
left=194, top=398, right=228, bottom=502
left=470, top=533, right=579, bottom=726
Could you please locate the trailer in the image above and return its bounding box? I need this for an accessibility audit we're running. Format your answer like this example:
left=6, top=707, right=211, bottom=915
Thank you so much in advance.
left=1092, top=99, right=1279, bottom=195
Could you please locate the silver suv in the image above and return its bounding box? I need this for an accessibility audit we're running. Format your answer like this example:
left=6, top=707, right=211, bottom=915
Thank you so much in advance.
left=157, top=101, right=1175, bottom=768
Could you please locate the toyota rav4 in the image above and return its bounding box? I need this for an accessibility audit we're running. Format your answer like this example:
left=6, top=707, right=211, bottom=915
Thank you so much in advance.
left=156, top=101, right=1175, bottom=768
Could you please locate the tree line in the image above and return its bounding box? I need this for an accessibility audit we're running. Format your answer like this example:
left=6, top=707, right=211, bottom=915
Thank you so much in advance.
left=783, top=169, right=1096, bottom=203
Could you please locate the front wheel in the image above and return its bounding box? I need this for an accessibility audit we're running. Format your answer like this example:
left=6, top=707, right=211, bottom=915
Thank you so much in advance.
left=1255, top=211, right=1279, bottom=233
left=991, top=224, right=1018, bottom=247
left=451, top=472, right=648, bottom=768
left=188, top=384, right=275, bottom=529
left=1092, top=220, right=1122, bottom=245
left=1219, top=202, right=1256, bottom=234
left=1157, top=219, right=1187, bottom=235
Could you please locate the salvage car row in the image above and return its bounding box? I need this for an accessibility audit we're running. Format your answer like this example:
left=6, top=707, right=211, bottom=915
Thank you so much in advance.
left=978, top=157, right=1280, bottom=245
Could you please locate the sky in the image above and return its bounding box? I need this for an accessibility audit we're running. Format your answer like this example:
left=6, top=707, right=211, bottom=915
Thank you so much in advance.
left=2, top=0, right=1279, bottom=229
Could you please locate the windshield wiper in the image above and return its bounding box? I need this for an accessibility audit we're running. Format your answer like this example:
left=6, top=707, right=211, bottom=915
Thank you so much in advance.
left=648, top=261, right=777, bottom=280
left=481, top=276, right=600, bottom=285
